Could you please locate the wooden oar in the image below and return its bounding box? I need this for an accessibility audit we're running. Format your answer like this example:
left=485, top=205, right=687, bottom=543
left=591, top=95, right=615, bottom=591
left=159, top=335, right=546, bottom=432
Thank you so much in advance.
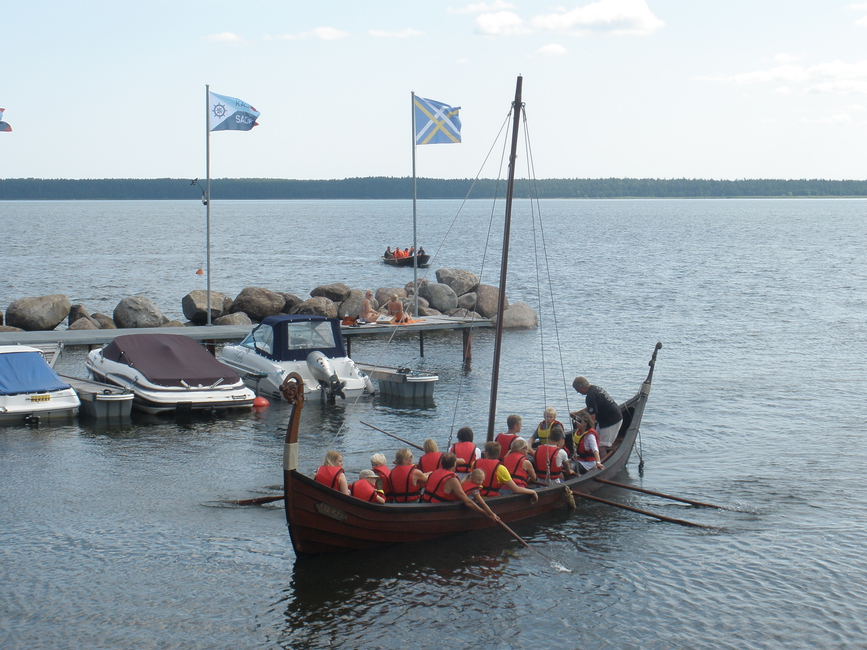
left=474, top=493, right=530, bottom=548
left=360, top=421, right=424, bottom=451
left=571, top=491, right=710, bottom=528
left=593, top=477, right=730, bottom=510
left=226, top=494, right=284, bottom=506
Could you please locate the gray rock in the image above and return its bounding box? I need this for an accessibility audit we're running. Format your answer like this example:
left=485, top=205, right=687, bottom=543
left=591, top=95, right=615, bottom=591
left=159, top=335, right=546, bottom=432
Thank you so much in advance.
left=418, top=306, right=442, bottom=317
left=0, top=325, right=24, bottom=332
left=311, top=283, right=351, bottom=302
left=446, top=308, right=485, bottom=320
left=419, top=283, right=458, bottom=313
left=6, top=295, right=72, bottom=331
left=278, top=293, right=301, bottom=313
left=404, top=278, right=428, bottom=295
left=214, top=312, right=253, bottom=326
left=0, top=311, right=3, bottom=326
left=230, top=287, right=285, bottom=321
left=161, top=320, right=186, bottom=328
left=113, top=296, right=167, bottom=329
left=290, top=296, right=338, bottom=318
left=68, top=316, right=99, bottom=330
left=497, top=302, right=538, bottom=329
left=457, top=292, right=477, bottom=311
left=339, top=289, right=367, bottom=319
left=182, top=290, right=229, bottom=324
left=375, top=287, right=406, bottom=307
left=435, top=268, right=480, bottom=297
left=474, top=283, right=508, bottom=319
left=91, top=313, right=116, bottom=329
left=67, top=304, right=92, bottom=327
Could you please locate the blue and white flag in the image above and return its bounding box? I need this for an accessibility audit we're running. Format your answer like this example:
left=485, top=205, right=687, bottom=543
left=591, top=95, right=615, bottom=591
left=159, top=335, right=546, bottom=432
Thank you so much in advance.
left=0, top=108, right=11, bottom=133
left=208, top=92, right=259, bottom=132
left=414, top=96, right=460, bottom=145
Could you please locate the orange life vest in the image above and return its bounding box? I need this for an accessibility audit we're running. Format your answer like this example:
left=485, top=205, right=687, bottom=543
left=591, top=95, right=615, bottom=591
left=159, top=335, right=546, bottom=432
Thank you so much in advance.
left=350, top=479, right=380, bottom=502
left=451, top=441, right=478, bottom=473
left=418, top=451, right=443, bottom=473
left=503, top=451, right=531, bottom=487
left=495, top=433, right=518, bottom=459
left=390, top=464, right=422, bottom=502
left=314, top=465, right=344, bottom=490
left=534, top=445, right=563, bottom=481
left=421, top=469, right=459, bottom=502
left=472, top=457, right=505, bottom=496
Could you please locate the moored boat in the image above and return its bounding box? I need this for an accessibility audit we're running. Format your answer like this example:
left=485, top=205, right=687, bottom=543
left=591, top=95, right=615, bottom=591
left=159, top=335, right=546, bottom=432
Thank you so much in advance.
left=0, top=345, right=81, bottom=425
left=85, top=333, right=255, bottom=414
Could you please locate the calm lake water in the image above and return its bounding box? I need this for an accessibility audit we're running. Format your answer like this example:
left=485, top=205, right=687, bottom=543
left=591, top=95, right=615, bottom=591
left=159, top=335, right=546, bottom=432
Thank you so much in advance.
left=1, top=198, right=866, bottom=649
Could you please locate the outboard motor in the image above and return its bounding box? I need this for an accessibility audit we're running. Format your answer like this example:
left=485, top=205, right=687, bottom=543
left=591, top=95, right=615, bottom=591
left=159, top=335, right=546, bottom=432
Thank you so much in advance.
left=306, top=351, right=346, bottom=402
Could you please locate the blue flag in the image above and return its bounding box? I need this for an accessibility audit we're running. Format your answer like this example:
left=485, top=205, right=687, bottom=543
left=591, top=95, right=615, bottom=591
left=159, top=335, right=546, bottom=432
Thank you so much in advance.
left=414, top=96, right=461, bottom=145
left=208, top=92, right=259, bottom=132
left=0, top=108, right=11, bottom=133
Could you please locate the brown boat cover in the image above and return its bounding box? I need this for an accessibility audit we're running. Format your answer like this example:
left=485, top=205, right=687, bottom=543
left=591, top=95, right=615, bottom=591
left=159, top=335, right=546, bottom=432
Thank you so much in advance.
left=101, top=334, right=242, bottom=388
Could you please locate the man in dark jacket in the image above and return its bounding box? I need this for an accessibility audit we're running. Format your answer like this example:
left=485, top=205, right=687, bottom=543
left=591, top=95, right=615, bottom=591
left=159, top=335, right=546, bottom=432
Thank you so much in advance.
left=570, top=376, right=622, bottom=451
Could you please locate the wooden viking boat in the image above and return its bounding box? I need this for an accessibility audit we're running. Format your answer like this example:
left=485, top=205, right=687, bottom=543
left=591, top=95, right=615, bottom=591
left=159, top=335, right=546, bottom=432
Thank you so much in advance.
left=281, top=77, right=661, bottom=555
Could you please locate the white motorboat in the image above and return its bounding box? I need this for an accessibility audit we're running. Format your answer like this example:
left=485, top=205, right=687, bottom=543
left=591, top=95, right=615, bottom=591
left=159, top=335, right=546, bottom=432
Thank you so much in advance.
left=220, top=315, right=374, bottom=402
left=0, top=345, right=81, bottom=425
left=85, top=333, right=256, bottom=414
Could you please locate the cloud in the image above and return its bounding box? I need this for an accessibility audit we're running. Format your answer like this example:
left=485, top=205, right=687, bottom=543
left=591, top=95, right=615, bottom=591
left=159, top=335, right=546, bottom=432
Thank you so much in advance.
left=538, top=43, right=568, bottom=56
left=532, top=0, right=665, bottom=36
left=206, top=32, right=246, bottom=43
left=699, top=59, right=867, bottom=94
left=850, top=2, right=867, bottom=24
left=449, top=0, right=515, bottom=15
left=475, top=11, right=531, bottom=35
left=774, top=53, right=800, bottom=64
left=799, top=114, right=855, bottom=125
left=265, top=27, right=349, bottom=41
left=368, top=28, right=423, bottom=38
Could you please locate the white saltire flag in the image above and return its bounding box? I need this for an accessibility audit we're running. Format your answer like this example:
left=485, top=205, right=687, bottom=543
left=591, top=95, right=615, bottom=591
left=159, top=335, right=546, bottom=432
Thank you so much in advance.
left=208, top=92, right=259, bottom=132
left=414, top=96, right=461, bottom=145
left=0, top=108, right=11, bottom=133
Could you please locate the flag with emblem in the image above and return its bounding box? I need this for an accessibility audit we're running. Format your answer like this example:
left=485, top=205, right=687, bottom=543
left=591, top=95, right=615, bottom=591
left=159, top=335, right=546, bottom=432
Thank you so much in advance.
left=0, top=108, right=11, bottom=132
left=414, top=96, right=460, bottom=145
left=208, top=92, right=259, bottom=132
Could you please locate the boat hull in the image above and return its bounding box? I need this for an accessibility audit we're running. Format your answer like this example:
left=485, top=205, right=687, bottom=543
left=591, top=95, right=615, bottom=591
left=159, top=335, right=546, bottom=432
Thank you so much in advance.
left=0, top=391, right=80, bottom=425
left=381, top=254, right=430, bottom=268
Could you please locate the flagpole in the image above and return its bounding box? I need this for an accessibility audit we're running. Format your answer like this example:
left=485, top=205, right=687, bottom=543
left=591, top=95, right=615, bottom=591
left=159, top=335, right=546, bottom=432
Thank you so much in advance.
left=205, top=84, right=212, bottom=326
left=411, top=92, right=419, bottom=318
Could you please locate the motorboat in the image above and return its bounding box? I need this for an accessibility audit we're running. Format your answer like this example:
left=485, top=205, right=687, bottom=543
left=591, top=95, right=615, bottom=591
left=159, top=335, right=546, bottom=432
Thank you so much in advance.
left=0, top=345, right=80, bottom=425
left=85, top=333, right=255, bottom=414
left=220, top=314, right=374, bottom=402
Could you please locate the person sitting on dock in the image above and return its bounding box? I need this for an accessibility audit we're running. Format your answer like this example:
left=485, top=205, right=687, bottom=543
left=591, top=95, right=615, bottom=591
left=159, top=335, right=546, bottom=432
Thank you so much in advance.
left=314, top=450, right=350, bottom=495
left=351, top=469, right=387, bottom=503
left=473, top=441, right=539, bottom=501
left=449, top=426, right=481, bottom=478
left=358, top=290, right=380, bottom=322
left=461, top=468, right=486, bottom=498
left=572, top=412, right=604, bottom=475
left=387, top=294, right=410, bottom=324
left=421, top=454, right=500, bottom=523
left=370, top=453, right=392, bottom=501
left=502, top=437, right=537, bottom=488
left=417, top=438, right=444, bottom=473
left=534, top=428, right=574, bottom=484
left=495, top=414, right=523, bottom=459
left=570, top=376, right=623, bottom=454
left=530, top=407, right=564, bottom=449
left=390, top=448, right=429, bottom=502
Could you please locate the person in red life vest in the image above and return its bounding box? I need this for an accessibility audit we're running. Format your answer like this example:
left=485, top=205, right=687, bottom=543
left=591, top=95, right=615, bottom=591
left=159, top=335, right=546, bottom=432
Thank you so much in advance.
left=502, top=436, right=537, bottom=488
left=461, top=468, right=486, bottom=498
left=314, top=450, right=350, bottom=495
left=572, top=412, right=605, bottom=475
left=417, top=438, right=444, bottom=473
left=530, top=407, right=565, bottom=450
left=449, top=426, right=481, bottom=478
left=495, top=414, right=523, bottom=460
left=390, top=448, right=429, bottom=502
left=473, top=441, right=540, bottom=501
left=350, top=469, right=386, bottom=503
left=421, top=454, right=499, bottom=521
left=369, top=453, right=392, bottom=501
left=534, top=428, right=575, bottom=484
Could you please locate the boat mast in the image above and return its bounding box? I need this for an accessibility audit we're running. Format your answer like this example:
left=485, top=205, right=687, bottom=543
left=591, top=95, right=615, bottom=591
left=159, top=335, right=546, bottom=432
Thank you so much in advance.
left=486, top=75, right=523, bottom=442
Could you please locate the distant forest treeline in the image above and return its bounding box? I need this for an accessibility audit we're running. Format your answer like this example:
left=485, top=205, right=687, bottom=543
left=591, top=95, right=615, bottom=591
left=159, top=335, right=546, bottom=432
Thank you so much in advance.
left=2, top=177, right=867, bottom=200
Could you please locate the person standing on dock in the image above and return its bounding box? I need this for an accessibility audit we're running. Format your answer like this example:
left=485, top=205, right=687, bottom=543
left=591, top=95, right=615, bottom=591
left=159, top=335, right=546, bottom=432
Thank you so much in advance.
left=570, top=376, right=622, bottom=452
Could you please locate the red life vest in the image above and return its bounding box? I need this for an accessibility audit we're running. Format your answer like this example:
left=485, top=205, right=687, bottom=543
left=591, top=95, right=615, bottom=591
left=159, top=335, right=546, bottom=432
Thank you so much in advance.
left=534, top=445, right=563, bottom=481
left=503, top=451, right=531, bottom=487
left=495, top=433, right=518, bottom=459
left=314, top=465, right=345, bottom=490
left=417, top=451, right=443, bottom=473
left=473, top=457, right=505, bottom=496
left=390, top=464, right=422, bottom=502
left=421, top=469, right=459, bottom=502
left=372, top=465, right=392, bottom=500
left=576, top=428, right=601, bottom=463
left=461, top=479, right=481, bottom=497
left=350, top=479, right=380, bottom=502
left=451, top=441, right=478, bottom=473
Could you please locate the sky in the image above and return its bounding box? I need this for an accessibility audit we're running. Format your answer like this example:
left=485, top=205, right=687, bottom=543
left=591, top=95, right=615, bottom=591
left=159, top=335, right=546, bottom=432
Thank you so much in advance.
left=1, top=0, right=866, bottom=181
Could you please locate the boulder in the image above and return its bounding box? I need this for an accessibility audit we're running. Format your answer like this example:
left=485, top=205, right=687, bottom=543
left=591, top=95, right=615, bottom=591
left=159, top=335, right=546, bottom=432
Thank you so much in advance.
left=418, top=306, right=442, bottom=317
left=457, top=292, right=477, bottom=312
left=311, top=283, right=351, bottom=302
left=419, top=283, right=458, bottom=313
left=230, top=287, right=285, bottom=321
left=339, top=289, right=367, bottom=319
left=404, top=278, right=429, bottom=295
left=6, top=295, right=72, bottom=331
left=278, top=293, right=302, bottom=314
left=182, top=290, right=229, bottom=324
left=435, top=268, right=479, bottom=297
left=375, top=287, right=406, bottom=307
left=474, top=283, right=508, bottom=319
left=160, top=320, right=186, bottom=328
left=68, top=316, right=99, bottom=330
left=67, top=304, right=92, bottom=328
left=0, top=311, right=3, bottom=326
left=113, top=296, right=168, bottom=329
left=0, top=325, right=24, bottom=333
left=446, top=308, right=485, bottom=320
left=91, top=313, right=117, bottom=329
left=403, top=295, right=429, bottom=311
left=290, top=296, right=338, bottom=318
left=214, top=312, right=253, bottom=326
left=497, top=302, right=538, bottom=329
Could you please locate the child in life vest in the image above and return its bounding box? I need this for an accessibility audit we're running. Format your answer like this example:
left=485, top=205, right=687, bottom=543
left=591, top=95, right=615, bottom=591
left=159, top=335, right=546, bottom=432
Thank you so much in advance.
left=351, top=469, right=386, bottom=503
left=461, top=468, right=486, bottom=498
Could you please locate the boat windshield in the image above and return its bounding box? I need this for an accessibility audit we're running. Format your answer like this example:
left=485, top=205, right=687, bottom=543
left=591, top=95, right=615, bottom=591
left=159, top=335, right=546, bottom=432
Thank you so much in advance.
left=286, top=321, right=337, bottom=350
left=241, top=324, right=274, bottom=355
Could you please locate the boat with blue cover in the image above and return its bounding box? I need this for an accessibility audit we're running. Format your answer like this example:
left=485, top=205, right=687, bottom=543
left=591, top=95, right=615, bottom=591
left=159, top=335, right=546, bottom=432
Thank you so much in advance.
left=0, top=345, right=80, bottom=425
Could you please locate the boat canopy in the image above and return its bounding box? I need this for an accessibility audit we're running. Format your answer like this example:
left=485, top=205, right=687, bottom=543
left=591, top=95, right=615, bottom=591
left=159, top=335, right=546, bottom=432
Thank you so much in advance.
left=240, top=315, right=346, bottom=362
left=0, top=349, right=71, bottom=395
left=101, top=334, right=242, bottom=388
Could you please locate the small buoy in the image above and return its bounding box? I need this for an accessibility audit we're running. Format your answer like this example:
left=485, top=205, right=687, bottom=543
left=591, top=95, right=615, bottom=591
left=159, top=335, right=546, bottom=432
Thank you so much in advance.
left=196, top=268, right=204, bottom=275
left=252, top=396, right=270, bottom=408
